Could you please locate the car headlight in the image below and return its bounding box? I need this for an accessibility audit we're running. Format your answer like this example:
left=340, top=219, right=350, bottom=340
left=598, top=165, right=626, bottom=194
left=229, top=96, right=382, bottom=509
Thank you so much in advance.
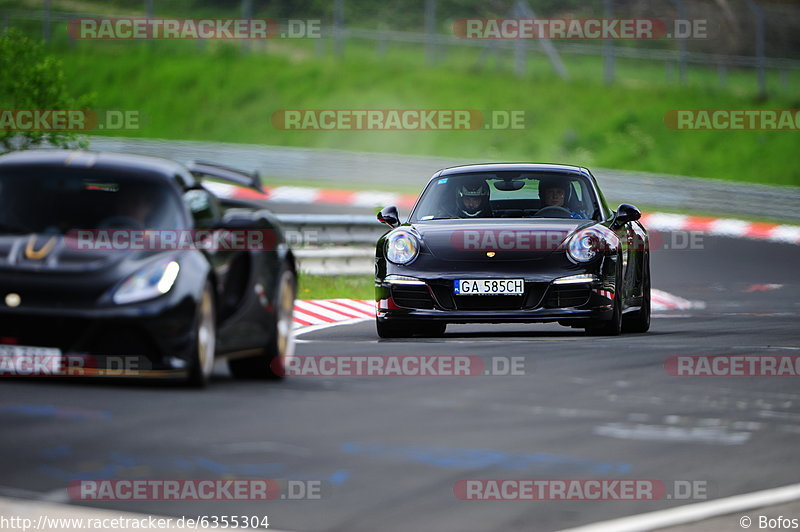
left=567, top=226, right=618, bottom=263
left=385, top=230, right=419, bottom=265
left=113, top=258, right=181, bottom=305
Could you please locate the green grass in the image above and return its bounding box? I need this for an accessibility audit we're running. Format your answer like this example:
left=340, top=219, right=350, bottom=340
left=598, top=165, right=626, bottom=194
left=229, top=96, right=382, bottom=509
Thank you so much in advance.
left=25, top=32, right=800, bottom=188
left=298, top=273, right=373, bottom=300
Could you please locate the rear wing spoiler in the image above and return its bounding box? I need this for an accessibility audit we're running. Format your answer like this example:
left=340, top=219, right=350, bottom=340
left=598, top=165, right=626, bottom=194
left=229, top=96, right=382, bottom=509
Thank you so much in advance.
left=186, top=160, right=264, bottom=193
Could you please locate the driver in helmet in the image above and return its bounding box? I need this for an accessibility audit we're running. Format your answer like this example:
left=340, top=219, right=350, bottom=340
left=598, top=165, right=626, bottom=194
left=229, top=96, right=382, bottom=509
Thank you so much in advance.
left=456, top=180, right=493, bottom=218
left=538, top=178, right=588, bottom=219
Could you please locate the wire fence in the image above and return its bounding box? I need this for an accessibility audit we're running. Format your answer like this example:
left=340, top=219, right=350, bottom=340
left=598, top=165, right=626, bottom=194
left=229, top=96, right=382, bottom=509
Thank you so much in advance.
left=2, top=0, right=799, bottom=96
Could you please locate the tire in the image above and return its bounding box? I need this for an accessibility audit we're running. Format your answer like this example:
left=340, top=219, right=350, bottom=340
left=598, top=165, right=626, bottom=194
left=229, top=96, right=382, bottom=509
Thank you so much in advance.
left=187, top=281, right=217, bottom=387
left=415, top=322, right=447, bottom=337
left=585, top=262, right=623, bottom=337
left=228, top=266, right=296, bottom=380
left=376, top=319, right=408, bottom=338
left=623, top=254, right=651, bottom=333
left=376, top=320, right=446, bottom=338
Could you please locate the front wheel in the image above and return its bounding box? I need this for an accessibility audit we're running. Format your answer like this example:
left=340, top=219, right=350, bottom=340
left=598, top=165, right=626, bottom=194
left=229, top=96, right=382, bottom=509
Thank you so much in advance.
left=228, top=267, right=296, bottom=380
left=623, top=255, right=651, bottom=333
left=416, top=322, right=447, bottom=337
left=585, top=267, right=623, bottom=337
left=377, top=319, right=446, bottom=338
left=187, top=281, right=217, bottom=387
left=376, top=318, right=408, bottom=338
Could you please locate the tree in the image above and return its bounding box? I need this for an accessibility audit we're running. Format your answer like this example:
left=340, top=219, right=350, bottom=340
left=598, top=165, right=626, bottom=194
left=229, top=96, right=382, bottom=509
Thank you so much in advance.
left=0, top=29, right=94, bottom=152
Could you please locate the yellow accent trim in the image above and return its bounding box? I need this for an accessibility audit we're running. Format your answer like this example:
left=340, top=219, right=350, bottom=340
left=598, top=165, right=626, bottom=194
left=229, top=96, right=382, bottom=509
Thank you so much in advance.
left=24, top=236, right=57, bottom=260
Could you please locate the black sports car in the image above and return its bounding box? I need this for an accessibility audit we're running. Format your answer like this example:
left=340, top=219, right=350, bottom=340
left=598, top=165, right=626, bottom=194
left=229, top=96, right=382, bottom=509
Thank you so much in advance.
left=0, top=150, right=296, bottom=385
left=375, top=163, right=650, bottom=337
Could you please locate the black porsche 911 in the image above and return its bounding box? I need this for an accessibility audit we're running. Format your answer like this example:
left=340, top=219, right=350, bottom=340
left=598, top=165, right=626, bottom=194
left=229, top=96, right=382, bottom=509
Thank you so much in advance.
left=375, top=163, right=650, bottom=338
left=0, top=150, right=296, bottom=385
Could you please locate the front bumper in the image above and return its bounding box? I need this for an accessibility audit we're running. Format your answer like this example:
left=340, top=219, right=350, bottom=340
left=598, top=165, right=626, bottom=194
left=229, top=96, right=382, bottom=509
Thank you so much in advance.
left=0, top=292, right=198, bottom=375
left=376, top=276, right=615, bottom=324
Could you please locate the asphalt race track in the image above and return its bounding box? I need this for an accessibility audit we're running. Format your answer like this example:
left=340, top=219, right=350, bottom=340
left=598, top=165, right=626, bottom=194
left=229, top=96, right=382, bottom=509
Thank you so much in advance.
left=1, top=227, right=798, bottom=531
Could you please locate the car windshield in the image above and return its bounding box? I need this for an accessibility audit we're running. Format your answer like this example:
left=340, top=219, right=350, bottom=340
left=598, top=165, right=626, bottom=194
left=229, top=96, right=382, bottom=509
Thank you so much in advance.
left=410, top=172, right=600, bottom=222
left=0, top=168, right=187, bottom=235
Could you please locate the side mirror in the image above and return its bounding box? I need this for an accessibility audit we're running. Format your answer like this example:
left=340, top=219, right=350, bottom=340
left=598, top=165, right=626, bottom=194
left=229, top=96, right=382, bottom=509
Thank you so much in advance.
left=615, top=203, right=641, bottom=225
left=377, top=205, right=400, bottom=228
left=184, top=189, right=221, bottom=229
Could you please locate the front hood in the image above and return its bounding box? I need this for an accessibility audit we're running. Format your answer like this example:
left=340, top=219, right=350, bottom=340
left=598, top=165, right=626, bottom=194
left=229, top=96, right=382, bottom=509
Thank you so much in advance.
left=0, top=234, right=142, bottom=273
left=413, top=219, right=595, bottom=262
left=0, top=234, right=168, bottom=308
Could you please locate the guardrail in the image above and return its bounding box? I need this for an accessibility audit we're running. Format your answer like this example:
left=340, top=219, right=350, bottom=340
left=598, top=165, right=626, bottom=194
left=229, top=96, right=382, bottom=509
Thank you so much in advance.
left=292, top=246, right=374, bottom=275
left=277, top=214, right=386, bottom=246
left=276, top=214, right=381, bottom=275
left=89, top=138, right=800, bottom=224
left=277, top=211, right=800, bottom=275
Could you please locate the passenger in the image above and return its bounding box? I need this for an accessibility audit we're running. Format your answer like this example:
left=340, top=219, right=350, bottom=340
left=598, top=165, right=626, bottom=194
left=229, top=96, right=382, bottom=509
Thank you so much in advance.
left=538, top=178, right=589, bottom=219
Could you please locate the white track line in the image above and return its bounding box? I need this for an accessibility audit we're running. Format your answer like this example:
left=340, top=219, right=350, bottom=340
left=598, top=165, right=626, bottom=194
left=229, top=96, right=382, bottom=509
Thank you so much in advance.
left=558, top=482, right=800, bottom=532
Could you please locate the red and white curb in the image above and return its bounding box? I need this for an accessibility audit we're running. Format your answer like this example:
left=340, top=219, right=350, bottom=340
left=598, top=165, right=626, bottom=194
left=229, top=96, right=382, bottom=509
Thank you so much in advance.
left=640, top=212, right=800, bottom=245
left=206, top=181, right=800, bottom=246
left=204, top=181, right=418, bottom=209
left=293, top=299, right=375, bottom=329
left=292, top=291, right=703, bottom=330
left=651, top=289, right=704, bottom=311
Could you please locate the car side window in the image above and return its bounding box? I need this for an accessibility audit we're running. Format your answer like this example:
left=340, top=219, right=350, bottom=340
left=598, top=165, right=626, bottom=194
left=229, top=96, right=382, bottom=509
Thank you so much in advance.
left=183, top=188, right=221, bottom=228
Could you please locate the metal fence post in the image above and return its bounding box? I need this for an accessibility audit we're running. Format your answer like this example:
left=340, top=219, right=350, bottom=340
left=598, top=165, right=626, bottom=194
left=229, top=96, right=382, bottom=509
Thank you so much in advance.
left=377, top=37, right=387, bottom=59
left=42, top=0, right=51, bottom=43
left=513, top=1, right=526, bottom=77
left=603, top=0, right=615, bottom=85
left=747, top=0, right=767, bottom=98
left=241, top=0, right=252, bottom=53
left=144, top=0, right=153, bottom=47
left=425, top=0, right=436, bottom=66
left=670, top=0, right=687, bottom=84
left=334, top=0, right=344, bottom=58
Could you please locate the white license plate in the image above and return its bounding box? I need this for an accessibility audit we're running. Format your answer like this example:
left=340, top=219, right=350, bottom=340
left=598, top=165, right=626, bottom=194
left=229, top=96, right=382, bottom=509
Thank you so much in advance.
left=0, top=345, right=62, bottom=357
left=0, top=345, right=65, bottom=375
left=454, top=279, right=525, bottom=295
